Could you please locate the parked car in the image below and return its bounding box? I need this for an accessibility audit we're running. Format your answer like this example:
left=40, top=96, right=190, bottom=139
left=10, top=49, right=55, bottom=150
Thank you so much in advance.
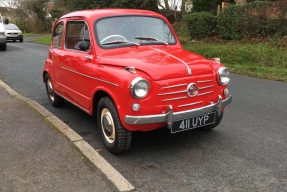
left=4, top=23, right=23, bottom=42
left=0, top=15, right=7, bottom=51
left=43, top=9, right=232, bottom=154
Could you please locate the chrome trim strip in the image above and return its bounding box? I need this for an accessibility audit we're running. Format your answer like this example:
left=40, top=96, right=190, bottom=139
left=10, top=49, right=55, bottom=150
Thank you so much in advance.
left=197, top=80, right=214, bottom=83
left=152, top=48, right=192, bottom=76
left=125, top=95, right=232, bottom=125
left=55, top=91, right=90, bottom=114
left=178, top=101, right=203, bottom=108
left=198, top=91, right=213, bottom=96
left=90, top=76, right=119, bottom=87
left=62, top=67, right=90, bottom=78
left=199, top=85, right=215, bottom=90
left=158, top=90, right=186, bottom=96
left=162, top=96, right=187, bottom=102
left=162, top=83, right=187, bottom=89
left=61, top=67, right=118, bottom=87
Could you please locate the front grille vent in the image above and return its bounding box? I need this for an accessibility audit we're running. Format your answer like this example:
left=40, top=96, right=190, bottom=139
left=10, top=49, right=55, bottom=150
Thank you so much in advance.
left=158, top=78, right=216, bottom=108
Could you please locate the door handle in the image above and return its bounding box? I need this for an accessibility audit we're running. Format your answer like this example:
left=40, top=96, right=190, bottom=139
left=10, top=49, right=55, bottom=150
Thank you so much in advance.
left=84, top=56, right=93, bottom=60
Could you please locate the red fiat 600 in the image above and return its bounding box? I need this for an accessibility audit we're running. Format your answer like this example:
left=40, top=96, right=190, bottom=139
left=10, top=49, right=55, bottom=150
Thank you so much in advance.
left=43, top=9, right=232, bottom=154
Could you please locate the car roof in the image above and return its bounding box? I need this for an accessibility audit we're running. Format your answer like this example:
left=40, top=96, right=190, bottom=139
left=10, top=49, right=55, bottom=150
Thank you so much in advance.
left=60, top=9, right=164, bottom=20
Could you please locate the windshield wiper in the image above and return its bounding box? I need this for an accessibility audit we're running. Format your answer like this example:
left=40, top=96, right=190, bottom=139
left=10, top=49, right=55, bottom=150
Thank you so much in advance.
left=135, top=36, right=168, bottom=45
left=102, top=40, right=140, bottom=46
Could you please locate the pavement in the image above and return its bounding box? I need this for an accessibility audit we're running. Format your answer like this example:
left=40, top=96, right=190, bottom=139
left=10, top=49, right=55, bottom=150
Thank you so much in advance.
left=0, top=80, right=134, bottom=191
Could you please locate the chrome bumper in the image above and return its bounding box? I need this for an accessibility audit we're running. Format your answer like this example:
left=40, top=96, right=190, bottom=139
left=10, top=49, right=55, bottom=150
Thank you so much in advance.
left=124, top=95, right=232, bottom=128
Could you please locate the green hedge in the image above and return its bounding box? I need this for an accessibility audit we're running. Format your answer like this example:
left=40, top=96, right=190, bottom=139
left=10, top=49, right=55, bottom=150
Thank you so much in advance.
left=183, top=12, right=217, bottom=40
left=217, top=1, right=287, bottom=40
left=191, top=0, right=217, bottom=13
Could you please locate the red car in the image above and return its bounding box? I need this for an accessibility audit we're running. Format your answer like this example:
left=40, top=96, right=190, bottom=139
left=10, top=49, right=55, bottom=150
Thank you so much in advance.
left=43, top=9, right=232, bottom=154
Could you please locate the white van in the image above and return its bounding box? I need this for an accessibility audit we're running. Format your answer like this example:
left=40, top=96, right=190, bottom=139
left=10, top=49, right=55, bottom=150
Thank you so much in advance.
left=0, top=14, right=7, bottom=51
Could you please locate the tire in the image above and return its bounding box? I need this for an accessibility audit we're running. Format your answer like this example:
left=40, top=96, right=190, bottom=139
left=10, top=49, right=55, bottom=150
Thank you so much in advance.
left=19, top=39, right=23, bottom=43
left=200, top=112, right=224, bottom=130
left=44, top=73, right=64, bottom=107
left=0, top=44, right=6, bottom=51
left=97, top=97, right=132, bottom=154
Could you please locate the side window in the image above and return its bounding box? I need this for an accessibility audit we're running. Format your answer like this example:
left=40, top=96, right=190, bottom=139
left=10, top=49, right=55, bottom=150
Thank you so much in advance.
left=65, top=20, right=90, bottom=51
left=52, top=22, right=64, bottom=48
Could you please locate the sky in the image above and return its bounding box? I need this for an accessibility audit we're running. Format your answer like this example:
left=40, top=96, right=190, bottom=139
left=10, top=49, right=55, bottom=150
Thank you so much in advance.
left=0, top=0, right=9, bottom=7
left=160, top=0, right=183, bottom=9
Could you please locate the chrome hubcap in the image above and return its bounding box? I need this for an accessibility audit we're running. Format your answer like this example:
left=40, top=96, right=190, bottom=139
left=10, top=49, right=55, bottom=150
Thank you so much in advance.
left=103, top=114, right=113, bottom=135
left=47, top=79, right=55, bottom=101
left=101, top=108, right=115, bottom=144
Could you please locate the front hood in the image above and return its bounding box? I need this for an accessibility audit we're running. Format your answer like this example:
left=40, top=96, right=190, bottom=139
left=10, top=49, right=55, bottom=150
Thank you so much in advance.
left=5, top=29, right=22, bottom=34
left=98, top=47, right=214, bottom=80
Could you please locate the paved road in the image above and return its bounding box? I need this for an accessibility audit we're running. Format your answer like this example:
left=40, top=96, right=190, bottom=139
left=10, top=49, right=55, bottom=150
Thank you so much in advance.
left=1, top=41, right=287, bottom=191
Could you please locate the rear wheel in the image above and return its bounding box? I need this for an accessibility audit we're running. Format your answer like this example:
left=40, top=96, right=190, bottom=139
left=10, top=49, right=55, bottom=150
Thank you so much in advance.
left=44, top=73, right=64, bottom=107
left=200, top=112, right=224, bottom=130
left=97, top=97, right=131, bottom=154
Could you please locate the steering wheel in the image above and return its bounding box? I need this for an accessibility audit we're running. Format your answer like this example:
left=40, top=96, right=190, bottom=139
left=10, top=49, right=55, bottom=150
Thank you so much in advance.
left=100, top=35, right=127, bottom=44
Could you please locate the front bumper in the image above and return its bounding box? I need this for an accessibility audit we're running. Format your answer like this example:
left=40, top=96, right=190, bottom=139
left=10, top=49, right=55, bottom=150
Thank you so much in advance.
left=125, top=95, right=232, bottom=128
left=6, top=35, right=23, bottom=40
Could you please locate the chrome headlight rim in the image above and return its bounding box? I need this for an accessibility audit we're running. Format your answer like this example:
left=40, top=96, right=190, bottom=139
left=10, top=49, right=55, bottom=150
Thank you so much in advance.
left=130, top=77, right=150, bottom=99
left=218, top=67, right=231, bottom=85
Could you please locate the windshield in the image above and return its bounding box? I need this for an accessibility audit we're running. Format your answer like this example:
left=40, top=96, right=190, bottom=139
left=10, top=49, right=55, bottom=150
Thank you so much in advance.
left=94, top=16, right=176, bottom=48
left=4, top=24, right=19, bottom=30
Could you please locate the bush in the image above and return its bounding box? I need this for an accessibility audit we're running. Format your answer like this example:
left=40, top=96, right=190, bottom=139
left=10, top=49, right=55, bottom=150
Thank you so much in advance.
left=184, top=12, right=217, bottom=40
left=217, top=1, right=287, bottom=40
left=217, top=5, right=249, bottom=40
left=192, top=0, right=217, bottom=13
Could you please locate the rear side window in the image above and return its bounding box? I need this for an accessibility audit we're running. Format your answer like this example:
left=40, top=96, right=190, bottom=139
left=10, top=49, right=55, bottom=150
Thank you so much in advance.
left=65, top=20, right=90, bottom=51
left=52, top=22, right=64, bottom=48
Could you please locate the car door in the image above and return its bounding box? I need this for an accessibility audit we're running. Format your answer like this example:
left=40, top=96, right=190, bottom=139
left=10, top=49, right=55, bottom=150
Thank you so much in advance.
left=50, top=21, right=64, bottom=92
left=57, top=19, right=93, bottom=112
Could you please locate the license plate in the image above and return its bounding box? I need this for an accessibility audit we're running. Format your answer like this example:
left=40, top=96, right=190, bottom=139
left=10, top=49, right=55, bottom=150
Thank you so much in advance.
left=171, top=112, right=216, bottom=133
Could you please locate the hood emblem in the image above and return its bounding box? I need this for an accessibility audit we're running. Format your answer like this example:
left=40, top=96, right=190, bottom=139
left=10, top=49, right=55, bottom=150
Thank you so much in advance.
left=187, top=83, right=198, bottom=97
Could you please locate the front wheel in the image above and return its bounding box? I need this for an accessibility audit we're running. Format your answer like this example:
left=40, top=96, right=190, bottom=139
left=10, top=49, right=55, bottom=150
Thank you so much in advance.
left=44, top=73, right=64, bottom=107
left=97, top=97, right=131, bottom=154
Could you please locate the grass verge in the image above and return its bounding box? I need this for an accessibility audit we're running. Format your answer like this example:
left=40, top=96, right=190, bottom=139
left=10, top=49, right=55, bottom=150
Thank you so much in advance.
left=183, top=40, right=287, bottom=82
left=23, top=33, right=38, bottom=37
left=33, top=35, right=51, bottom=45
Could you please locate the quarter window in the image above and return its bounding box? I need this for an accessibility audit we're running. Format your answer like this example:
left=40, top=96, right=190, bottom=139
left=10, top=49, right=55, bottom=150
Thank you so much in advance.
left=65, top=20, right=90, bottom=51
left=52, top=22, right=64, bottom=48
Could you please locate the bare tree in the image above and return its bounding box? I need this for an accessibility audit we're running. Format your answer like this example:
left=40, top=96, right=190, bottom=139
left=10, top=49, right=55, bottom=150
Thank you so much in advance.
left=22, top=0, right=50, bottom=32
left=181, top=0, right=186, bottom=13
left=0, top=0, right=23, bottom=8
left=164, top=0, right=170, bottom=10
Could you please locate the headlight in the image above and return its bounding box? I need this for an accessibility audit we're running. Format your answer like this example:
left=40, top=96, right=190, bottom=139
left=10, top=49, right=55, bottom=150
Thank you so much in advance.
left=218, top=67, right=231, bottom=85
left=130, top=77, right=150, bottom=99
